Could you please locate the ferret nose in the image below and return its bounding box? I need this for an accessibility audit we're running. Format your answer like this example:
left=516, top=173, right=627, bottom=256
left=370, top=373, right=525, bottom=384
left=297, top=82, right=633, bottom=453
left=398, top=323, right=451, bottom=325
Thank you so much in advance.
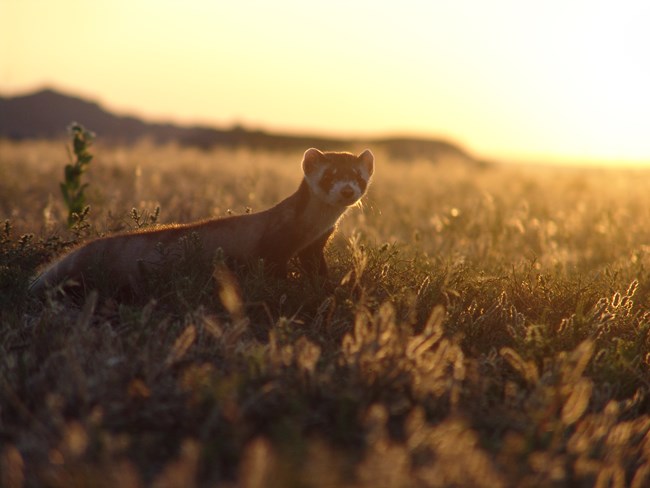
left=341, top=187, right=355, bottom=199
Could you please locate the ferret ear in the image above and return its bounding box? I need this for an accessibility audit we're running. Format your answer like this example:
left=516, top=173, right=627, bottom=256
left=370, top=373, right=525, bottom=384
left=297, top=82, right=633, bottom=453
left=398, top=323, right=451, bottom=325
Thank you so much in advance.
left=358, top=149, right=375, bottom=177
left=302, top=148, right=324, bottom=175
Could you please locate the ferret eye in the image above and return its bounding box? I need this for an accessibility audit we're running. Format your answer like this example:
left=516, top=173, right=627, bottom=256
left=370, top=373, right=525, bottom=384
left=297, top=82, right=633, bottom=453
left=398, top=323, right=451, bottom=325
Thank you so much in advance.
left=319, top=170, right=336, bottom=192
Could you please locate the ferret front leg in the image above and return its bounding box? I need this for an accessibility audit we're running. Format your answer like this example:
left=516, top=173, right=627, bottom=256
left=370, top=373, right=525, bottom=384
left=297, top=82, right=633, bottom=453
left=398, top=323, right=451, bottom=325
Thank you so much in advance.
left=298, top=228, right=334, bottom=277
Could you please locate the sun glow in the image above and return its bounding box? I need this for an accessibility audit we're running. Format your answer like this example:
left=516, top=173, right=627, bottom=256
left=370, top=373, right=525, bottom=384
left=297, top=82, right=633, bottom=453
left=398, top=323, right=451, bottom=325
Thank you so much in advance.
left=2, top=0, right=649, bottom=166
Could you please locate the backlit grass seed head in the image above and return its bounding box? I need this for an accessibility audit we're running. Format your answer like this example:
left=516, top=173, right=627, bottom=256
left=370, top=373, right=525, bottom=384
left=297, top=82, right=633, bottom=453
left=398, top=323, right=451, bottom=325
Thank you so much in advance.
left=267, top=332, right=321, bottom=380
left=201, top=314, right=224, bottom=340
left=346, top=233, right=368, bottom=285
left=239, top=437, right=274, bottom=488
left=165, top=324, right=197, bottom=368
left=1, top=445, right=24, bottom=488
left=406, top=305, right=445, bottom=358
left=562, top=378, right=593, bottom=425
left=151, top=439, right=200, bottom=488
left=562, top=339, right=594, bottom=385
left=405, top=418, right=506, bottom=488
left=294, top=336, right=321, bottom=377
left=590, top=280, right=645, bottom=341
left=362, top=403, right=389, bottom=447
left=499, top=347, right=539, bottom=385
left=268, top=330, right=295, bottom=370
left=342, top=302, right=465, bottom=403
left=213, top=264, right=244, bottom=320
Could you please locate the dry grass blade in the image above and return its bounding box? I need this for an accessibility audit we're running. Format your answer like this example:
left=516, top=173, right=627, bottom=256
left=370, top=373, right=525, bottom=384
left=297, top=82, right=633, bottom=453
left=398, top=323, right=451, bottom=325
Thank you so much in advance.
left=165, top=324, right=197, bottom=368
left=213, top=263, right=244, bottom=320
left=500, top=347, right=539, bottom=385
left=1, top=445, right=24, bottom=488
left=562, top=378, right=593, bottom=425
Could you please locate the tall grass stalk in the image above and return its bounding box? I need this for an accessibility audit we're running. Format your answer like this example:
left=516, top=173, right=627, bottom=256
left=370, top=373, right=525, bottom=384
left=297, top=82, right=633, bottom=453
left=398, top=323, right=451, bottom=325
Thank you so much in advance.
left=60, top=123, right=94, bottom=227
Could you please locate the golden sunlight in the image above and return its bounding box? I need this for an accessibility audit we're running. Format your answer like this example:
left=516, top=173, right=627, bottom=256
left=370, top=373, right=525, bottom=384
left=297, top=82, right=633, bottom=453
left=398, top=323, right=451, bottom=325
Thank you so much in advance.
left=2, top=0, right=649, bottom=165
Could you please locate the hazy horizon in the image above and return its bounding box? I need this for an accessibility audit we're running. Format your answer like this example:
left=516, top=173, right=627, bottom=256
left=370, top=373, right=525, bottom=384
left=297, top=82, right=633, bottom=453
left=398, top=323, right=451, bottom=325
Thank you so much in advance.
left=2, top=0, right=649, bottom=167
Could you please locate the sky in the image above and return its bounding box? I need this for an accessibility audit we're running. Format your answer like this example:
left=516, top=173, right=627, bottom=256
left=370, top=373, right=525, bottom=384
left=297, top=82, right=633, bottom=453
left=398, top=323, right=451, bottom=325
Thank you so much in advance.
left=1, top=0, right=650, bottom=166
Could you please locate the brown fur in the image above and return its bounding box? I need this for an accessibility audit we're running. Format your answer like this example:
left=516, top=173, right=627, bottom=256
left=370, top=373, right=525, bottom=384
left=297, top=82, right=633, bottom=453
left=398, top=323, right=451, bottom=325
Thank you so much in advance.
left=30, top=148, right=374, bottom=296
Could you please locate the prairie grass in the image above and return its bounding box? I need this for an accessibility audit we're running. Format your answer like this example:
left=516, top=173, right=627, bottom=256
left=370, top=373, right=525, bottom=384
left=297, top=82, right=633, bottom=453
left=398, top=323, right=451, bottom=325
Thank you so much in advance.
left=1, top=139, right=650, bottom=487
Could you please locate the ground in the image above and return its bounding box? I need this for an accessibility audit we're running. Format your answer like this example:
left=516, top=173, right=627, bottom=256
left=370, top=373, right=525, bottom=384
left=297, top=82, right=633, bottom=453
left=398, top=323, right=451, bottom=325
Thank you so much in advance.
left=1, top=140, right=650, bottom=487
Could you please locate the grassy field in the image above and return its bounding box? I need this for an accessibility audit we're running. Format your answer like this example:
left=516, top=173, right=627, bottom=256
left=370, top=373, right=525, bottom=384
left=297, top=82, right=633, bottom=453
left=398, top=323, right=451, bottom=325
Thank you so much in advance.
left=1, top=139, right=650, bottom=487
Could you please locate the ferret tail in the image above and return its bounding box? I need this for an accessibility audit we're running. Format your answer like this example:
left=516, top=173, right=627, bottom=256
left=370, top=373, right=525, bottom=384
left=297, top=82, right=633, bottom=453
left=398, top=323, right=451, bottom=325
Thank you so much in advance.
left=29, top=262, right=61, bottom=296
left=29, top=249, right=79, bottom=296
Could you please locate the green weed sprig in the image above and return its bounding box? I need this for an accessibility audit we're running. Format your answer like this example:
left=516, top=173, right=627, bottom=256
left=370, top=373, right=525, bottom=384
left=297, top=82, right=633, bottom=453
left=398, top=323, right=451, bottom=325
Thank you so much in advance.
left=61, top=123, right=95, bottom=227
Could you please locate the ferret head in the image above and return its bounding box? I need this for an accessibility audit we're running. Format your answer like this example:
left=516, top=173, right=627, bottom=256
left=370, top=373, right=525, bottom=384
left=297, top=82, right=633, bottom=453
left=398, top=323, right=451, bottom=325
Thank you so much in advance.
left=302, top=148, right=374, bottom=207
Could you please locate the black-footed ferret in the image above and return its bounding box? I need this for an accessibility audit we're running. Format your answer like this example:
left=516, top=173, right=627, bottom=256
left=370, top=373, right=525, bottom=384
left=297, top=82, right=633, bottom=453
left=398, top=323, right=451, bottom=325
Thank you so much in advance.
left=29, top=148, right=374, bottom=296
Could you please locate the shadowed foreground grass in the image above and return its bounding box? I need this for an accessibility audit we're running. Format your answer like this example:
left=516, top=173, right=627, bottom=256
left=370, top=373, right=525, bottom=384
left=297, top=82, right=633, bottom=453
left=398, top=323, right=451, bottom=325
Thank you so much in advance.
left=2, top=140, right=650, bottom=487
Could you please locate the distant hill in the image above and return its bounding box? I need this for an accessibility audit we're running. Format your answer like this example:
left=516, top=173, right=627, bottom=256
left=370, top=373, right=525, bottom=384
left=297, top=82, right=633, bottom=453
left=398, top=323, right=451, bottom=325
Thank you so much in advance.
left=0, top=88, right=480, bottom=164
